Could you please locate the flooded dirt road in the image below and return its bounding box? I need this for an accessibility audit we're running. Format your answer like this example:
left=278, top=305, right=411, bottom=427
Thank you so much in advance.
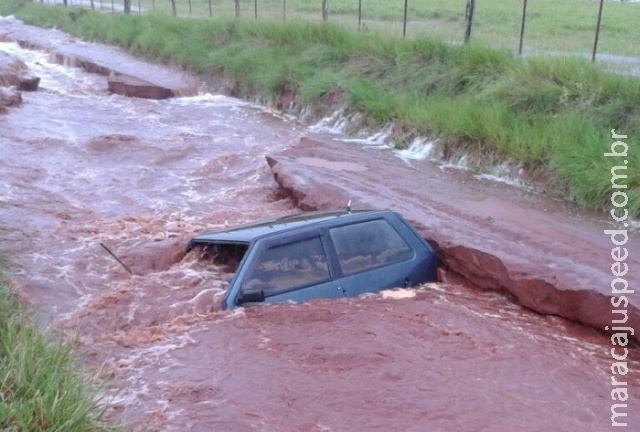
left=1, top=20, right=638, bottom=431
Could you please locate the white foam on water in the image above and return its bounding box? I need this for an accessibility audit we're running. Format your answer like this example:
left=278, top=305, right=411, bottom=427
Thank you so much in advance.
left=0, top=41, right=104, bottom=96
left=339, top=123, right=394, bottom=148
left=439, top=153, right=470, bottom=171
left=475, top=173, right=525, bottom=189
left=308, top=109, right=359, bottom=134
left=380, top=288, right=417, bottom=299
left=395, top=137, right=437, bottom=162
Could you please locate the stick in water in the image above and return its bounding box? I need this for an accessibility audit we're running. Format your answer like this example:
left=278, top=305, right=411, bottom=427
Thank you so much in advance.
left=100, top=242, right=134, bottom=275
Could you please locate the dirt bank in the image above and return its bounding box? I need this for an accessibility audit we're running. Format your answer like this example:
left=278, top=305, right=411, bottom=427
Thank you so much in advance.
left=0, top=49, right=39, bottom=111
left=0, top=17, right=196, bottom=98
left=267, top=137, right=640, bottom=341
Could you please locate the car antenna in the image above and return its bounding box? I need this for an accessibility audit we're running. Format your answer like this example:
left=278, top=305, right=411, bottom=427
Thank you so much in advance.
left=346, top=199, right=352, bottom=213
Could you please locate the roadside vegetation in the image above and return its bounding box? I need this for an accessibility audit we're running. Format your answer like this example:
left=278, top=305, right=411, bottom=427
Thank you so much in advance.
left=2, top=1, right=639, bottom=216
left=0, top=263, right=114, bottom=431
left=138, top=0, right=640, bottom=58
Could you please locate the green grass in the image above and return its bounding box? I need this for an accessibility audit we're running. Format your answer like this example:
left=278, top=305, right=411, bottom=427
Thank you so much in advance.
left=0, top=269, right=115, bottom=431
left=2, top=1, right=640, bottom=216
left=104, top=0, right=640, bottom=58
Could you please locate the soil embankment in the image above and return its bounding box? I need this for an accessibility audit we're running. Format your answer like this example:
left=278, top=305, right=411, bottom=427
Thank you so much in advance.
left=0, top=17, right=197, bottom=98
left=0, top=49, right=39, bottom=110
left=267, top=137, right=640, bottom=340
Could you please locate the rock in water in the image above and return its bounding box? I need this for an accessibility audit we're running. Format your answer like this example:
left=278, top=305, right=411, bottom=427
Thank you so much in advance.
left=17, top=74, right=40, bottom=91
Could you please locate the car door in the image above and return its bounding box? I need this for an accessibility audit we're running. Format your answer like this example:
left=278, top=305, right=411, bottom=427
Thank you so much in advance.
left=327, top=217, right=423, bottom=297
left=232, top=229, right=342, bottom=306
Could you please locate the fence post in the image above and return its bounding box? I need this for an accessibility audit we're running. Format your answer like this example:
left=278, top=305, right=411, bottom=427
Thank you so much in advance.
left=283, top=0, right=286, bottom=21
left=322, top=0, right=329, bottom=21
left=403, top=0, right=408, bottom=37
left=209, top=0, right=212, bottom=18
left=254, top=0, right=257, bottom=19
left=518, top=0, right=528, bottom=55
left=358, top=0, right=362, bottom=30
left=189, top=0, right=192, bottom=15
left=464, top=0, right=475, bottom=43
left=235, top=0, right=240, bottom=18
left=592, top=0, right=605, bottom=62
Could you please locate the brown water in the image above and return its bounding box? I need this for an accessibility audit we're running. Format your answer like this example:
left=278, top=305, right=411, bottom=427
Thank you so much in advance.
left=1, top=40, right=638, bottom=431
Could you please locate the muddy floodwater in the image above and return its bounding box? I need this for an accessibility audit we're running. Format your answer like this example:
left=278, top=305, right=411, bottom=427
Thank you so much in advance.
left=1, top=37, right=638, bottom=431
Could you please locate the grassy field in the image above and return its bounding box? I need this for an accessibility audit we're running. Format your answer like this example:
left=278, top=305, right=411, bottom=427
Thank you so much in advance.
left=0, top=270, right=115, bottom=431
left=76, top=0, right=640, bottom=58
left=2, top=0, right=640, bottom=216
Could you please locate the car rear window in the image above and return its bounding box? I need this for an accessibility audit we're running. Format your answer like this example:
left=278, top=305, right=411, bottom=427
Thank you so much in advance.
left=241, top=237, right=331, bottom=296
left=329, top=219, right=413, bottom=276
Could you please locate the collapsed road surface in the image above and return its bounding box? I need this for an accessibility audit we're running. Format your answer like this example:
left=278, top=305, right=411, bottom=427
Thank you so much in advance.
left=1, top=17, right=638, bottom=431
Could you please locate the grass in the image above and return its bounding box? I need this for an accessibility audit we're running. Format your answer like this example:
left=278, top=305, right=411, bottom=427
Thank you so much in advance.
left=0, top=265, right=115, bottom=431
left=2, top=1, right=640, bottom=216
left=93, top=0, right=640, bottom=58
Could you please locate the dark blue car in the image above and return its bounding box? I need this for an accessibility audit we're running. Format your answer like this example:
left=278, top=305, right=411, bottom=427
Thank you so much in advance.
left=187, top=209, right=437, bottom=309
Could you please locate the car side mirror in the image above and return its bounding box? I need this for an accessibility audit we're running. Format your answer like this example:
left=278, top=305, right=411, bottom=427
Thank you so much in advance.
left=237, top=289, right=265, bottom=304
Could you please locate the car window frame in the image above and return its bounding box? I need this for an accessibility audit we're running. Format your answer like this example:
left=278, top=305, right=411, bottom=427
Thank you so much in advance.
left=235, top=228, right=334, bottom=299
left=324, top=216, right=416, bottom=278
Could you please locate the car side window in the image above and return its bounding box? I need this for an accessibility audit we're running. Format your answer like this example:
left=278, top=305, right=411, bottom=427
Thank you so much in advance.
left=329, top=219, right=413, bottom=276
left=241, top=237, right=330, bottom=296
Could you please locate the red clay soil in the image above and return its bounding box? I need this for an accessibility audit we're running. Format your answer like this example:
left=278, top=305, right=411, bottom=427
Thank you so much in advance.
left=267, top=137, right=640, bottom=340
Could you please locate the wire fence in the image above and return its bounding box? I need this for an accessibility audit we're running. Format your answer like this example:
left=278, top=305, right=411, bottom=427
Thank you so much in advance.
left=41, top=0, right=640, bottom=60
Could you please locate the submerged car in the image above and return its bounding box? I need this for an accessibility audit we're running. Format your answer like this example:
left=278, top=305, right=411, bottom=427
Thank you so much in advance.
left=187, top=209, right=437, bottom=309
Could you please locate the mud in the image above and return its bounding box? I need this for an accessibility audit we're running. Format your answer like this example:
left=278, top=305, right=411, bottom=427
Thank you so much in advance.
left=267, top=137, right=640, bottom=341
left=1, top=17, right=638, bottom=431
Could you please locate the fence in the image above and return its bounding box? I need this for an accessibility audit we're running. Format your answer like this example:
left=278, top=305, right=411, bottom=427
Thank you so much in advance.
left=42, top=0, right=640, bottom=61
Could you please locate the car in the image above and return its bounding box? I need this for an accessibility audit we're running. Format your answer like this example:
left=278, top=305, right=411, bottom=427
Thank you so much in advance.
left=186, top=209, right=437, bottom=309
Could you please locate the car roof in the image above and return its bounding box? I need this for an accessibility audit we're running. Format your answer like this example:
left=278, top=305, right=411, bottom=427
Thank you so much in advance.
left=190, top=209, right=392, bottom=244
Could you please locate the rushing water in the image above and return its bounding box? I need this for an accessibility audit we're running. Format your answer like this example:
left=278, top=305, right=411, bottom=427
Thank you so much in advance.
left=1, top=39, right=638, bottom=431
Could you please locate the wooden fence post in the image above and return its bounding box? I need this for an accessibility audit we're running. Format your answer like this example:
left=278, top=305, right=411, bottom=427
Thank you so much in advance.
left=235, top=0, right=240, bottom=18
left=592, top=0, right=605, bottom=62
left=403, top=0, right=408, bottom=38
left=518, top=0, right=528, bottom=55
left=322, top=0, right=329, bottom=21
left=464, top=0, right=475, bottom=43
